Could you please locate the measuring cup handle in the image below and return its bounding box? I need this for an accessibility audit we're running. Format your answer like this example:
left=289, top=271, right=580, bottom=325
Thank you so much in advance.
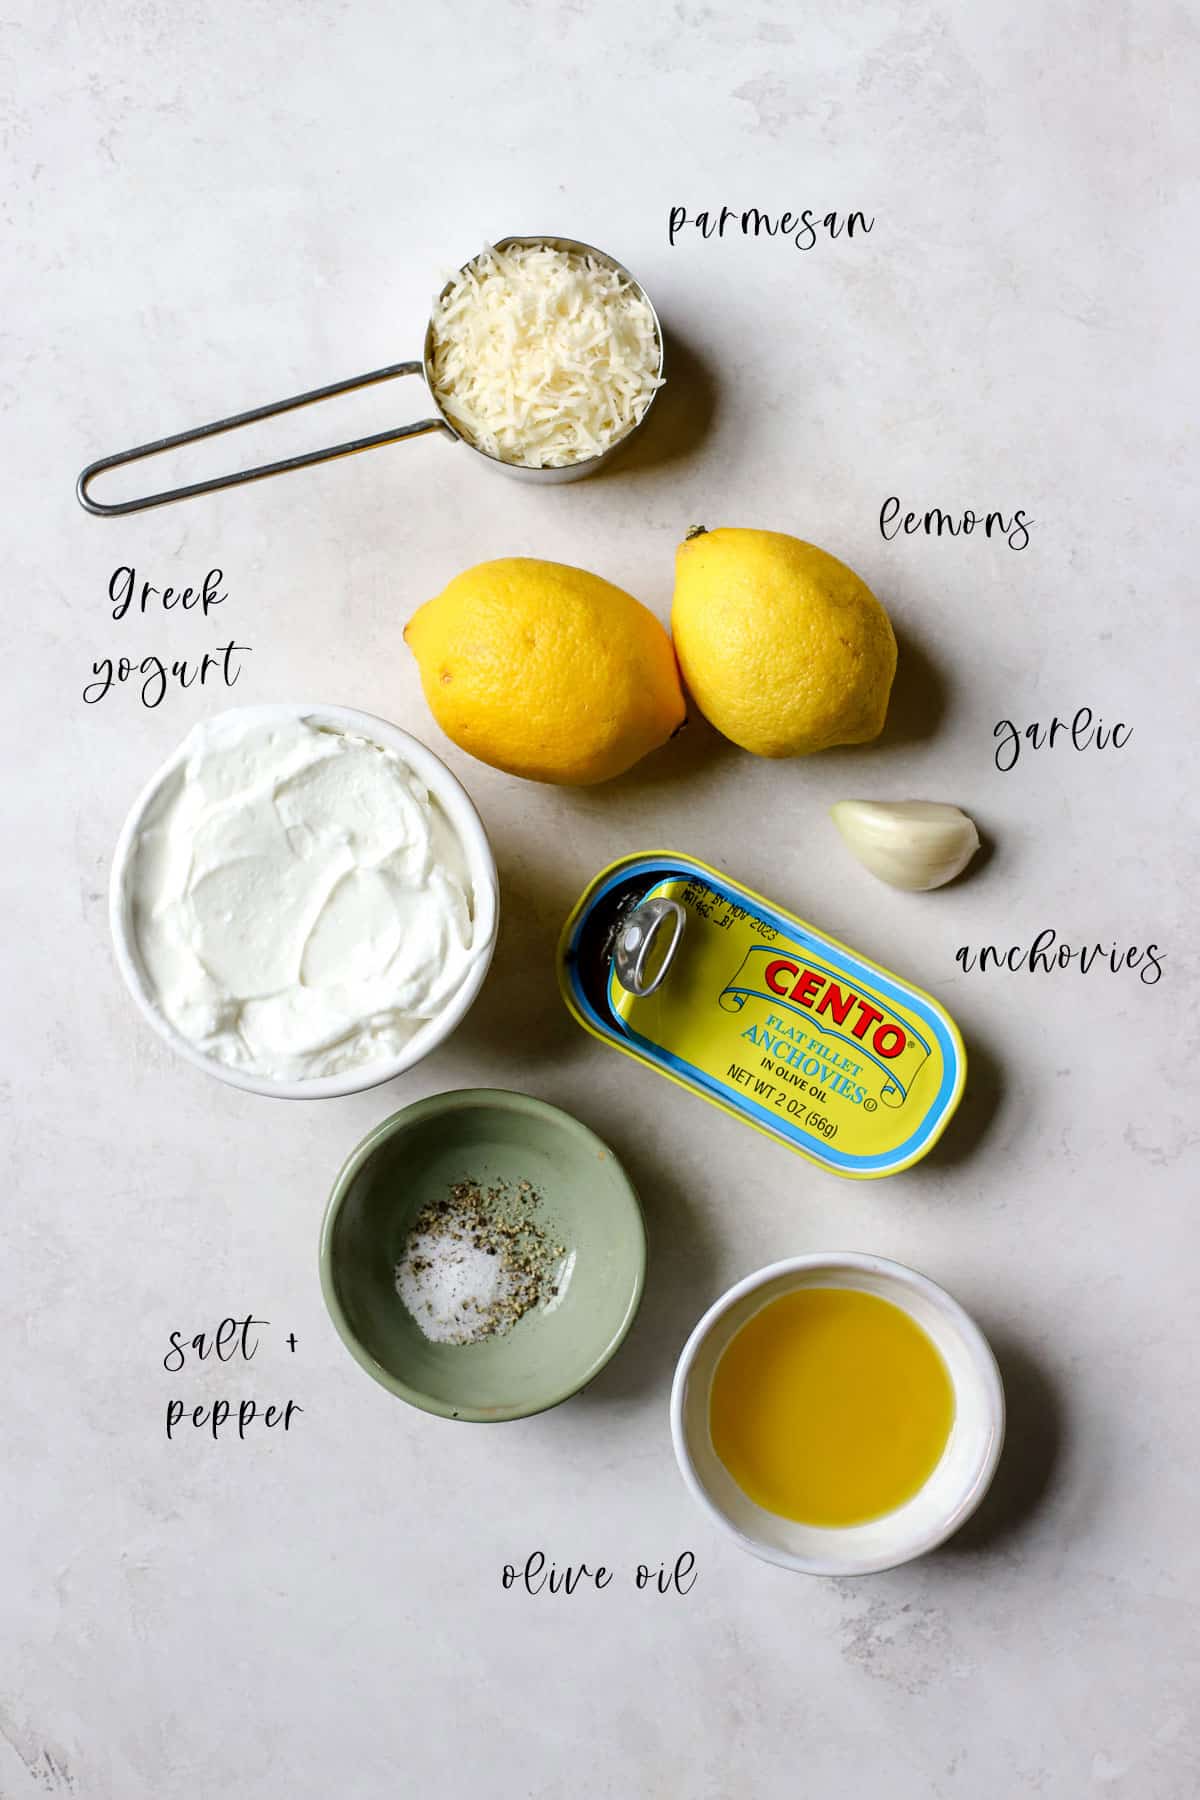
left=76, top=360, right=456, bottom=516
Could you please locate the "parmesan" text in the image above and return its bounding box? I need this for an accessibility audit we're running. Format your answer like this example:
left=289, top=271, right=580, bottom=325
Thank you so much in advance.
left=668, top=206, right=875, bottom=251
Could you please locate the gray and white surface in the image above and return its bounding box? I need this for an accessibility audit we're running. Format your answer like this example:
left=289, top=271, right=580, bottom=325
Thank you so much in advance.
left=3, top=2, right=1198, bottom=1795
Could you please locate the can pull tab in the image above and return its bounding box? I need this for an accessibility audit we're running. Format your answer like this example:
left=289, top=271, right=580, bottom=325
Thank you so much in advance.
left=613, top=898, right=686, bottom=998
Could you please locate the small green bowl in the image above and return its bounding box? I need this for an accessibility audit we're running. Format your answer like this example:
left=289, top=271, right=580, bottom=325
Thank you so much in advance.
left=319, top=1089, right=646, bottom=1421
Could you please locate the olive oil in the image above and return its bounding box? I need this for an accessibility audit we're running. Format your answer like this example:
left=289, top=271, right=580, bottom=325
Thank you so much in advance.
left=709, top=1287, right=954, bottom=1527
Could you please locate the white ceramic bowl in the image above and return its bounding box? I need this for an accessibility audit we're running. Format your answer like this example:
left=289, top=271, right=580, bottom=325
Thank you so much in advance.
left=670, top=1253, right=1005, bottom=1576
left=110, top=703, right=499, bottom=1099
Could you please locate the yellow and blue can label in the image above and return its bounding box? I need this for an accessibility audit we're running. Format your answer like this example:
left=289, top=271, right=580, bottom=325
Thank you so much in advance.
left=557, top=852, right=966, bottom=1179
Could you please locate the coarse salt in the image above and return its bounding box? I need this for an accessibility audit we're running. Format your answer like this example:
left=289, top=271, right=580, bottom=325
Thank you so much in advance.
left=396, top=1230, right=516, bottom=1346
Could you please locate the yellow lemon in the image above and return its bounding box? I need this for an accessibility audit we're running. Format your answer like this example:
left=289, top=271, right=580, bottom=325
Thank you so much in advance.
left=405, top=557, right=686, bottom=785
left=671, top=528, right=897, bottom=756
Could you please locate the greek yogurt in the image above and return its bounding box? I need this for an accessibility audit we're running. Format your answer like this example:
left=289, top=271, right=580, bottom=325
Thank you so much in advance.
left=126, top=713, right=489, bottom=1081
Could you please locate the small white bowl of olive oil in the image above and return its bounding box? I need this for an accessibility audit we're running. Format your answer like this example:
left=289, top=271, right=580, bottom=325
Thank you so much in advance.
left=670, top=1254, right=1005, bottom=1575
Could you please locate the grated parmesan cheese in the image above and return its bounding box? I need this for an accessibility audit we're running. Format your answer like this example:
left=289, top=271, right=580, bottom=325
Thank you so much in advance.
left=429, top=242, right=663, bottom=468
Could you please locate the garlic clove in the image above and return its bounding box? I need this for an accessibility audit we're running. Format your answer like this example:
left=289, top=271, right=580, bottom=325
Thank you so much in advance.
left=830, top=800, right=981, bottom=892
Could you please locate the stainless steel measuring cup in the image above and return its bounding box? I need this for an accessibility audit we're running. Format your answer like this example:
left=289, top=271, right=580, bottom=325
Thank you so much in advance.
left=76, top=235, right=664, bottom=516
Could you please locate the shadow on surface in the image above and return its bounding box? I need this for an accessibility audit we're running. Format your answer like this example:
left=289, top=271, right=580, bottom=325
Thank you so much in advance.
left=446, top=852, right=583, bottom=1070
left=572, top=1134, right=722, bottom=1408
left=958, top=823, right=996, bottom=881
left=941, top=1336, right=1063, bottom=1554
left=921, top=1025, right=1004, bottom=1169
left=591, top=704, right=739, bottom=803
left=874, top=626, right=949, bottom=750
left=596, top=326, right=719, bottom=479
